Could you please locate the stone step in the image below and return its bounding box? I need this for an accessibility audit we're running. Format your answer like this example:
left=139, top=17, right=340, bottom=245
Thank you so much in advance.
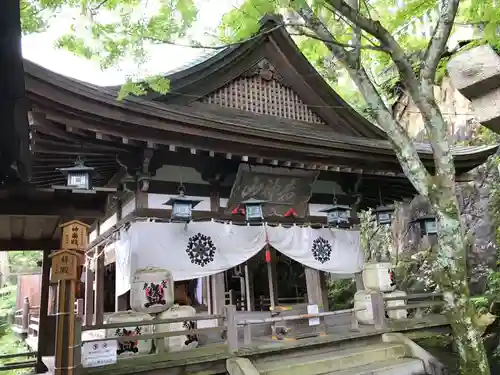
left=255, top=343, right=407, bottom=375
left=328, top=358, right=426, bottom=375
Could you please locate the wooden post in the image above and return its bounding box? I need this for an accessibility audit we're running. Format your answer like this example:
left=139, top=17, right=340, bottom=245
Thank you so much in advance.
left=22, top=296, right=30, bottom=331
left=244, top=262, right=254, bottom=311
left=305, top=267, right=327, bottom=335
left=225, top=305, right=238, bottom=353
left=36, top=249, right=50, bottom=373
left=266, top=248, right=279, bottom=311
left=115, top=197, right=127, bottom=312
left=52, top=220, right=89, bottom=375
left=73, top=317, right=82, bottom=372
left=370, top=291, right=387, bottom=330
left=83, top=257, right=94, bottom=326
left=93, top=246, right=105, bottom=325
left=209, top=188, right=226, bottom=316
left=243, top=323, right=252, bottom=345
left=305, top=267, right=323, bottom=309
left=211, top=274, right=226, bottom=315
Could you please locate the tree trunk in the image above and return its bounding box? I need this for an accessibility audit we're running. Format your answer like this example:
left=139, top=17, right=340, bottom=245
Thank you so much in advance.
left=434, top=196, right=490, bottom=375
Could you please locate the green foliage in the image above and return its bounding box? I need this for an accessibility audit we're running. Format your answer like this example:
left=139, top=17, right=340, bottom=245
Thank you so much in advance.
left=327, top=279, right=355, bottom=310
left=117, top=75, right=170, bottom=100
left=359, top=209, right=393, bottom=263
left=8, top=251, right=42, bottom=273
left=0, top=331, right=33, bottom=375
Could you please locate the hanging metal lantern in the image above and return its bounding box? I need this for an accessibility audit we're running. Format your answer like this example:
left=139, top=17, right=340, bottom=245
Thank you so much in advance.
left=373, top=205, right=394, bottom=225
left=163, top=186, right=201, bottom=222
left=416, top=215, right=438, bottom=236
left=320, top=204, right=352, bottom=228
left=57, top=157, right=94, bottom=190
left=241, top=198, right=267, bottom=222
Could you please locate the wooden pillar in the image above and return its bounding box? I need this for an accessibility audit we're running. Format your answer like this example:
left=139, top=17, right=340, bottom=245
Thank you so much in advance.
left=239, top=273, right=246, bottom=310
left=266, top=248, right=279, bottom=310
left=210, top=274, right=225, bottom=315
left=305, top=267, right=325, bottom=310
left=114, top=196, right=127, bottom=312
left=53, top=220, right=89, bottom=375
left=244, top=262, right=254, bottom=311
left=83, top=253, right=94, bottom=326
left=93, top=246, right=105, bottom=325
left=205, top=277, right=212, bottom=313
left=35, top=249, right=50, bottom=373
left=209, top=188, right=226, bottom=316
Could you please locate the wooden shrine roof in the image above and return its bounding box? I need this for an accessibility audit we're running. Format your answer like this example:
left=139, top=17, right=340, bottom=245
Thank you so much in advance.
left=108, top=15, right=386, bottom=139
left=20, top=14, right=498, bottom=196
left=25, top=58, right=497, bottom=176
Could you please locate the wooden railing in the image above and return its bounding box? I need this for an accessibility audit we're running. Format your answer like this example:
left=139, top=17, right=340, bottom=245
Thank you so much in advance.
left=12, top=297, right=39, bottom=335
left=376, top=291, right=445, bottom=328
left=224, top=291, right=306, bottom=311
left=80, top=310, right=230, bottom=362
left=14, top=297, right=83, bottom=343
left=12, top=291, right=447, bottom=371
left=238, top=307, right=363, bottom=345
left=237, top=291, right=446, bottom=344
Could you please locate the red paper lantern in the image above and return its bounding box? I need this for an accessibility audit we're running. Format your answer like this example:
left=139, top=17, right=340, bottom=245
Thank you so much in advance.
left=231, top=205, right=246, bottom=215
left=265, top=248, right=271, bottom=263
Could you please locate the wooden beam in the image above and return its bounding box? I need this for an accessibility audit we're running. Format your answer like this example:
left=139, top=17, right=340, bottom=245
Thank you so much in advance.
left=0, top=238, right=59, bottom=250
left=0, top=200, right=105, bottom=217
left=147, top=180, right=411, bottom=205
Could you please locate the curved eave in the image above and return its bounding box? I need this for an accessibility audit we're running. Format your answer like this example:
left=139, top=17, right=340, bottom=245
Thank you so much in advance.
left=107, top=16, right=387, bottom=140
left=24, top=59, right=496, bottom=175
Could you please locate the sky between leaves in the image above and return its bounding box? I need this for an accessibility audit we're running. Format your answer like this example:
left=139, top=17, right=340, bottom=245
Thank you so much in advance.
left=20, top=0, right=497, bottom=109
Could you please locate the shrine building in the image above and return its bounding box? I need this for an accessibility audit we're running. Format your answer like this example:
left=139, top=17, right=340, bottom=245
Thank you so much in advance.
left=18, top=15, right=497, bottom=330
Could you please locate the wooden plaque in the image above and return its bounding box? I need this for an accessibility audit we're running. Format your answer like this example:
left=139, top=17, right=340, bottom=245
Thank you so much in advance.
left=225, top=165, right=319, bottom=217
left=50, top=250, right=79, bottom=282
left=60, top=220, right=90, bottom=250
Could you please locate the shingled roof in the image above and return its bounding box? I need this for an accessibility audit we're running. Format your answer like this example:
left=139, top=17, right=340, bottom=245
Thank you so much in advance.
left=22, top=15, right=498, bottom=191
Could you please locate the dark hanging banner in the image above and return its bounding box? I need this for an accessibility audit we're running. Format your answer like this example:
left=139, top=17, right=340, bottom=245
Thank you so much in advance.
left=225, top=166, right=319, bottom=217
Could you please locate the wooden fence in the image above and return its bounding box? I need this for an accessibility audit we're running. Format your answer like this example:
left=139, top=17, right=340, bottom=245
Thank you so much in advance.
left=3, top=291, right=447, bottom=372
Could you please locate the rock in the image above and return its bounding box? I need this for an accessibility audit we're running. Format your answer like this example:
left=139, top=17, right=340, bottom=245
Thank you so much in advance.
left=447, top=45, right=500, bottom=100
left=448, top=45, right=500, bottom=133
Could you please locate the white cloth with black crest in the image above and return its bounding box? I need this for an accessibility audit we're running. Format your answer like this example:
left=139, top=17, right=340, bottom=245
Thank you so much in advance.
left=114, top=221, right=362, bottom=295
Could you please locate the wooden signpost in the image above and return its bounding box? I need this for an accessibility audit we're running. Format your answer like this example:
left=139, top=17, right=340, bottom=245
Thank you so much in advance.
left=51, top=220, right=89, bottom=375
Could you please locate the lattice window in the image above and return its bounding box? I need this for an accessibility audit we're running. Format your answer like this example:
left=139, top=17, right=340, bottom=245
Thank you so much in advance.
left=200, top=60, right=325, bottom=124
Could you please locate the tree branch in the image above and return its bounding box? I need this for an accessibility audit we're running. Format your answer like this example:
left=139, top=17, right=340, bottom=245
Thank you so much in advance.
left=420, top=0, right=461, bottom=90
left=326, top=0, right=457, bottom=187
left=291, top=3, right=431, bottom=197
left=325, top=0, right=420, bottom=94
left=347, top=0, right=362, bottom=65
left=288, top=27, right=386, bottom=51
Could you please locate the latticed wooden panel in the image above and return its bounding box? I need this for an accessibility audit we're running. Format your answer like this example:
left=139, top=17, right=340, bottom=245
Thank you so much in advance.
left=200, top=75, right=325, bottom=124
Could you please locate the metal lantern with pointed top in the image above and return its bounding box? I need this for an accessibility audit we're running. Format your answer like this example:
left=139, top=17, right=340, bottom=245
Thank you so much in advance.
left=320, top=204, right=352, bottom=228
left=373, top=205, right=394, bottom=225
left=416, top=215, right=438, bottom=236
left=241, top=198, right=267, bottom=222
left=164, top=186, right=202, bottom=222
left=57, top=158, right=94, bottom=190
